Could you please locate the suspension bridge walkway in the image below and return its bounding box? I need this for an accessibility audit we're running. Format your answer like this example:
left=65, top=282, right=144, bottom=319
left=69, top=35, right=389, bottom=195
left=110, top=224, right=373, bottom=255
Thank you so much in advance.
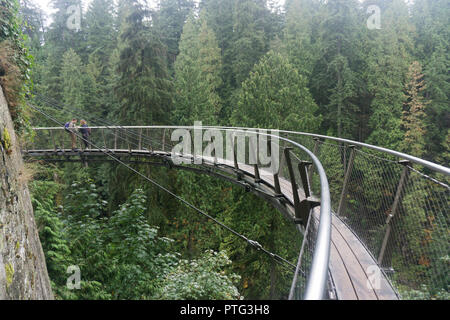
left=22, top=119, right=449, bottom=300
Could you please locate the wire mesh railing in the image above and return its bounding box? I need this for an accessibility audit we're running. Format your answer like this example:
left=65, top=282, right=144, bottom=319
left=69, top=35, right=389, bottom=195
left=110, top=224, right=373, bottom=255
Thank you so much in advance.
left=280, top=131, right=449, bottom=300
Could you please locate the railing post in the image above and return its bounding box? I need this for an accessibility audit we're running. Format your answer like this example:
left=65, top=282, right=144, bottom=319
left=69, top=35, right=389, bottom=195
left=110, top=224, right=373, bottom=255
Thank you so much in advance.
left=162, top=128, right=166, bottom=152
left=126, top=129, right=131, bottom=153
left=308, top=138, right=321, bottom=184
left=146, top=128, right=152, bottom=152
left=138, top=128, right=142, bottom=150
left=249, top=136, right=261, bottom=183
left=102, top=129, right=107, bottom=149
left=231, top=133, right=239, bottom=170
left=284, top=147, right=301, bottom=218
left=272, top=138, right=286, bottom=196
left=337, top=145, right=356, bottom=217
left=60, top=130, right=64, bottom=151
left=50, top=129, right=56, bottom=151
left=298, top=161, right=313, bottom=198
left=114, top=129, right=118, bottom=150
left=273, top=173, right=282, bottom=195
left=377, top=161, right=411, bottom=267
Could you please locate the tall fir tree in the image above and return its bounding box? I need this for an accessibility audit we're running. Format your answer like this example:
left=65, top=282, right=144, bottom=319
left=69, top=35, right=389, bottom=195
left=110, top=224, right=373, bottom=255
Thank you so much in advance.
left=201, top=0, right=234, bottom=107
left=114, top=0, right=173, bottom=125
left=47, top=0, right=84, bottom=55
left=365, top=0, right=414, bottom=150
left=310, top=0, right=365, bottom=139
left=232, top=51, right=321, bottom=132
left=19, top=0, right=46, bottom=51
left=282, top=0, right=321, bottom=78
left=61, top=48, right=85, bottom=112
left=84, top=0, right=116, bottom=67
left=400, top=61, right=429, bottom=157
left=230, top=0, right=271, bottom=88
left=202, top=0, right=278, bottom=122
left=173, top=13, right=222, bottom=125
left=411, top=0, right=450, bottom=162
left=153, top=0, right=195, bottom=70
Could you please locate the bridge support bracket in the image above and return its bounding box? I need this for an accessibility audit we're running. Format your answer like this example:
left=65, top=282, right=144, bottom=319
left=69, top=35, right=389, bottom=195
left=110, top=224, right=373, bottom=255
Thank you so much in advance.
left=295, top=198, right=321, bottom=225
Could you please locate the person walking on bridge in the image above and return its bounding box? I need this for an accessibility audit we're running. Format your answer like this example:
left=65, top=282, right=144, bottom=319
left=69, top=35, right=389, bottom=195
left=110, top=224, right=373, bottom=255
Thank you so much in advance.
left=79, top=120, right=91, bottom=150
left=65, top=118, right=78, bottom=151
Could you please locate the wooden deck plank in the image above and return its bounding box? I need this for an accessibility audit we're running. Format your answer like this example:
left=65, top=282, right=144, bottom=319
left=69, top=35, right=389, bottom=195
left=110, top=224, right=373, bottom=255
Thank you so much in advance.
left=331, top=216, right=399, bottom=300
left=330, top=220, right=378, bottom=300
left=329, top=240, right=358, bottom=300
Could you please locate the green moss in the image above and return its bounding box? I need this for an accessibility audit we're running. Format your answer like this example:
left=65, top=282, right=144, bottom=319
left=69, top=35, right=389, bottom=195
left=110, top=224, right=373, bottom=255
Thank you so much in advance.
left=1, top=127, right=12, bottom=154
left=5, top=263, right=14, bottom=287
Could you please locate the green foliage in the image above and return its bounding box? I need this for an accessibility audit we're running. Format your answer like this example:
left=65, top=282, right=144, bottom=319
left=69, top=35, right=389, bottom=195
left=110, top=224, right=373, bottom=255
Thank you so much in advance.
left=158, top=250, right=241, bottom=300
left=0, top=0, right=33, bottom=133
left=114, top=0, right=173, bottom=125
left=232, top=51, right=321, bottom=132
left=411, top=0, right=450, bottom=161
left=1, top=127, right=12, bottom=153
left=173, top=13, right=222, bottom=125
left=282, top=0, right=321, bottom=78
left=153, top=0, right=195, bottom=69
left=400, top=61, right=429, bottom=157
left=398, top=284, right=450, bottom=300
left=202, top=0, right=280, bottom=121
left=61, top=49, right=85, bottom=111
left=365, top=0, right=413, bottom=150
left=29, top=166, right=74, bottom=298
left=30, top=166, right=241, bottom=300
left=217, top=190, right=301, bottom=299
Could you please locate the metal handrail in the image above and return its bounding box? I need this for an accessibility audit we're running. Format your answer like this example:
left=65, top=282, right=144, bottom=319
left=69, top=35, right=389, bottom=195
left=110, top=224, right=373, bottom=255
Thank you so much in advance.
left=202, top=126, right=450, bottom=176
left=27, top=126, right=332, bottom=300
left=33, top=126, right=449, bottom=175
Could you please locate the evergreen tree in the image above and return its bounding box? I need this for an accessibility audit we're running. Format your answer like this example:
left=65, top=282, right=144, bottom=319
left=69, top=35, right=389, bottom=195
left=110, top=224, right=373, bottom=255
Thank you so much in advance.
left=84, top=53, right=104, bottom=119
left=400, top=61, right=429, bottom=157
left=365, top=0, right=414, bottom=150
left=282, top=0, right=321, bottom=78
left=173, top=13, right=222, bottom=125
left=202, top=0, right=278, bottom=121
left=84, top=0, right=116, bottom=67
left=114, top=0, right=173, bottom=125
left=47, top=0, right=84, bottom=55
left=310, top=0, right=364, bottom=139
left=232, top=51, right=320, bottom=132
left=201, top=0, right=234, bottom=106
left=35, top=0, right=84, bottom=105
left=412, top=0, right=450, bottom=162
left=231, top=0, right=272, bottom=88
left=61, top=48, right=85, bottom=111
left=153, top=0, right=195, bottom=70
left=171, top=12, right=225, bottom=263
left=19, top=0, right=46, bottom=51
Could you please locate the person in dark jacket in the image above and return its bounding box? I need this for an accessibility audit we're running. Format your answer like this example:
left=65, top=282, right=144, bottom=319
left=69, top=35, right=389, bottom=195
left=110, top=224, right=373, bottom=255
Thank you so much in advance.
left=79, top=120, right=91, bottom=150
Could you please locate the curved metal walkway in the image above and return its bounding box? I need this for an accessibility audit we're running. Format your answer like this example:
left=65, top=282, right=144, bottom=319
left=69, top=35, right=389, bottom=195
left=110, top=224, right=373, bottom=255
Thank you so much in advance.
left=23, top=125, right=450, bottom=300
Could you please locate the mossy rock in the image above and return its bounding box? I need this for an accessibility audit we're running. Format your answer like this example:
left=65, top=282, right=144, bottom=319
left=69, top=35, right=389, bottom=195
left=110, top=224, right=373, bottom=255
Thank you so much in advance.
left=5, top=263, right=14, bottom=287
left=1, top=127, right=12, bottom=155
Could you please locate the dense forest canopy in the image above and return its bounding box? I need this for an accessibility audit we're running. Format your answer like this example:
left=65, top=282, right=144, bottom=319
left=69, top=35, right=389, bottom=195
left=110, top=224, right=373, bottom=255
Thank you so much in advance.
left=0, top=0, right=448, bottom=300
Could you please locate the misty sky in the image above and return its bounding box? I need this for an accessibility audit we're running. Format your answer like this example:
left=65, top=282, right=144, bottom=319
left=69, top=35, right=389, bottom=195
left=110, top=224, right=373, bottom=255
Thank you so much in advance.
left=32, top=0, right=287, bottom=15
left=30, top=0, right=287, bottom=28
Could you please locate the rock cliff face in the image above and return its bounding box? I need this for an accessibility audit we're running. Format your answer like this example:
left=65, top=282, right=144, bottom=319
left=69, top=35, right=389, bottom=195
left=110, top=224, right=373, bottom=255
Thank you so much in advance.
left=0, top=86, right=53, bottom=299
